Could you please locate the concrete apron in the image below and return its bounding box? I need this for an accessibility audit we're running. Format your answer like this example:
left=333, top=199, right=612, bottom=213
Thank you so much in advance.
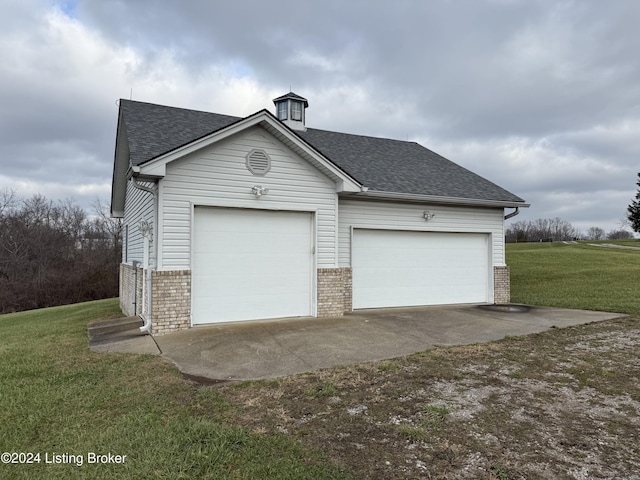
left=152, top=305, right=625, bottom=382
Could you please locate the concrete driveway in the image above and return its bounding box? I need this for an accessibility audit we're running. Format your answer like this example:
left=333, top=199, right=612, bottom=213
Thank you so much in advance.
left=150, top=305, right=624, bottom=382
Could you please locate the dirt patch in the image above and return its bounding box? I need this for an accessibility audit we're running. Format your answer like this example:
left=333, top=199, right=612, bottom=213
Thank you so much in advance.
left=216, top=317, right=640, bottom=479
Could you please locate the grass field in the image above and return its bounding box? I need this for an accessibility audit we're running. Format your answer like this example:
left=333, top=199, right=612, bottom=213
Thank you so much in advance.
left=1, top=241, right=639, bottom=479
left=507, top=240, right=640, bottom=315
left=0, top=300, right=350, bottom=479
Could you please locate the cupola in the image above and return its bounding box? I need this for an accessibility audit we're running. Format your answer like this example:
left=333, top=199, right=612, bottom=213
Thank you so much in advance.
left=272, top=92, right=308, bottom=131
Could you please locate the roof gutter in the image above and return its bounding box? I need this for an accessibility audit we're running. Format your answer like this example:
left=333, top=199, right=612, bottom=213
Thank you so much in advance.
left=504, top=207, right=520, bottom=220
left=346, top=190, right=529, bottom=209
left=130, top=175, right=155, bottom=195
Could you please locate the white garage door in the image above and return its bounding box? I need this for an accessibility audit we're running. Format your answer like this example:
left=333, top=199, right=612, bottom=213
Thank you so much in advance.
left=192, top=207, right=313, bottom=324
left=353, top=229, right=490, bottom=309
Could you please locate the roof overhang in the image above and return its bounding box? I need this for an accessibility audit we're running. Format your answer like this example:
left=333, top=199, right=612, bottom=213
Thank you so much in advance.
left=342, top=190, right=530, bottom=208
left=110, top=109, right=128, bottom=218
left=136, top=109, right=362, bottom=193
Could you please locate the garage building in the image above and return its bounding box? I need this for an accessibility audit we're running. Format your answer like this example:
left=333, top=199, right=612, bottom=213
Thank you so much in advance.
left=111, top=93, right=528, bottom=334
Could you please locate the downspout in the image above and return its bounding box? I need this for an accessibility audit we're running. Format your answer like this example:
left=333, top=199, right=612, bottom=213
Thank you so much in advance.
left=130, top=176, right=158, bottom=334
left=504, top=207, right=520, bottom=220
left=132, top=260, right=139, bottom=314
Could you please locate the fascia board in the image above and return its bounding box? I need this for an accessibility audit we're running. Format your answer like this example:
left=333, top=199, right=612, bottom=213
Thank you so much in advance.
left=110, top=179, right=126, bottom=218
left=138, top=162, right=166, bottom=178
left=345, top=190, right=530, bottom=208
left=110, top=113, right=129, bottom=218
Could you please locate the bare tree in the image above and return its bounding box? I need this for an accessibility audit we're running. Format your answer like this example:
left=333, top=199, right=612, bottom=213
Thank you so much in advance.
left=505, top=217, right=580, bottom=243
left=0, top=193, right=121, bottom=313
left=549, top=217, right=579, bottom=241
left=586, top=226, right=606, bottom=240
left=90, top=198, right=123, bottom=256
left=0, top=188, right=16, bottom=217
left=607, top=229, right=634, bottom=240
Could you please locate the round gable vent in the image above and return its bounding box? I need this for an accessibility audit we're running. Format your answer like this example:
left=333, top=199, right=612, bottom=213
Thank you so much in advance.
left=246, top=149, right=271, bottom=176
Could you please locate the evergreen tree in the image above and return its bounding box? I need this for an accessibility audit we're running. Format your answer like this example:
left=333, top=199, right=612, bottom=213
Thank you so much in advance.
left=628, top=173, right=640, bottom=234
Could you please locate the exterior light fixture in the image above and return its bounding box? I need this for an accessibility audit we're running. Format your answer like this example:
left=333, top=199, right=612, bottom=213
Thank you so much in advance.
left=423, top=211, right=435, bottom=221
left=138, top=219, right=153, bottom=239
left=251, top=185, right=269, bottom=198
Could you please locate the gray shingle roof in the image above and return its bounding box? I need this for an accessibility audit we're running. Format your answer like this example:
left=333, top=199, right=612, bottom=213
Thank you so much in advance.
left=298, top=129, right=524, bottom=202
left=118, top=99, right=525, bottom=204
left=119, top=100, right=240, bottom=166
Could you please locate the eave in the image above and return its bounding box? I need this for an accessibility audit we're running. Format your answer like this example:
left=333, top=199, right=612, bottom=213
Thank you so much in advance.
left=342, top=190, right=530, bottom=209
left=110, top=109, right=129, bottom=218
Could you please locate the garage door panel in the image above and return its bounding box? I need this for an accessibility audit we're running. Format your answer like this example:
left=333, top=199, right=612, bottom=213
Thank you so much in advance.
left=195, top=232, right=310, bottom=254
left=195, top=292, right=309, bottom=322
left=353, top=230, right=489, bottom=309
left=197, top=270, right=310, bottom=289
left=194, top=251, right=310, bottom=271
left=192, top=207, right=313, bottom=324
left=193, top=271, right=308, bottom=293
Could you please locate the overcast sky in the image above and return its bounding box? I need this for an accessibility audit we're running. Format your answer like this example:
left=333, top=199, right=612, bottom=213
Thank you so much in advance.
left=1, top=0, right=639, bottom=235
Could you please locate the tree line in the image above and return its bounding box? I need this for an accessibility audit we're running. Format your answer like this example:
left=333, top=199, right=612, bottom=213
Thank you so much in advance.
left=505, top=217, right=633, bottom=243
left=0, top=190, right=122, bottom=314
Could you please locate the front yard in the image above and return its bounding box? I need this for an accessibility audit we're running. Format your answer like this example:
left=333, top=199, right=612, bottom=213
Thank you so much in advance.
left=1, top=241, right=639, bottom=479
left=222, top=315, right=640, bottom=479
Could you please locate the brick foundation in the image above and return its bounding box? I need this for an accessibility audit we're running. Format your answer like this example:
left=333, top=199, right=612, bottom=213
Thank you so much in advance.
left=317, top=267, right=352, bottom=317
left=493, top=265, right=510, bottom=304
left=121, top=264, right=510, bottom=333
left=151, top=270, right=191, bottom=335
left=119, top=263, right=143, bottom=317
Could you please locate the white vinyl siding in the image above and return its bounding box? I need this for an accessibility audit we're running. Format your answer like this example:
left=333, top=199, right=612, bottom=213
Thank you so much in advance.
left=338, top=199, right=505, bottom=267
left=122, top=179, right=155, bottom=264
left=158, top=126, right=338, bottom=270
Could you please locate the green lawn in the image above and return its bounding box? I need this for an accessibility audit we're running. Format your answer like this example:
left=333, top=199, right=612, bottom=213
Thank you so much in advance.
left=0, top=299, right=350, bottom=480
left=507, top=241, right=640, bottom=315
left=1, top=242, right=639, bottom=479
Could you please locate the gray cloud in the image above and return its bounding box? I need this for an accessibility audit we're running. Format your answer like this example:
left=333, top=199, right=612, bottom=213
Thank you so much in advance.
left=0, top=0, right=638, bottom=234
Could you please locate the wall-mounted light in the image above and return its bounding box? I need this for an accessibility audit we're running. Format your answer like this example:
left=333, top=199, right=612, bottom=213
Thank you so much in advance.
left=251, top=185, right=269, bottom=198
left=138, top=219, right=153, bottom=239
left=423, top=211, right=435, bottom=221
